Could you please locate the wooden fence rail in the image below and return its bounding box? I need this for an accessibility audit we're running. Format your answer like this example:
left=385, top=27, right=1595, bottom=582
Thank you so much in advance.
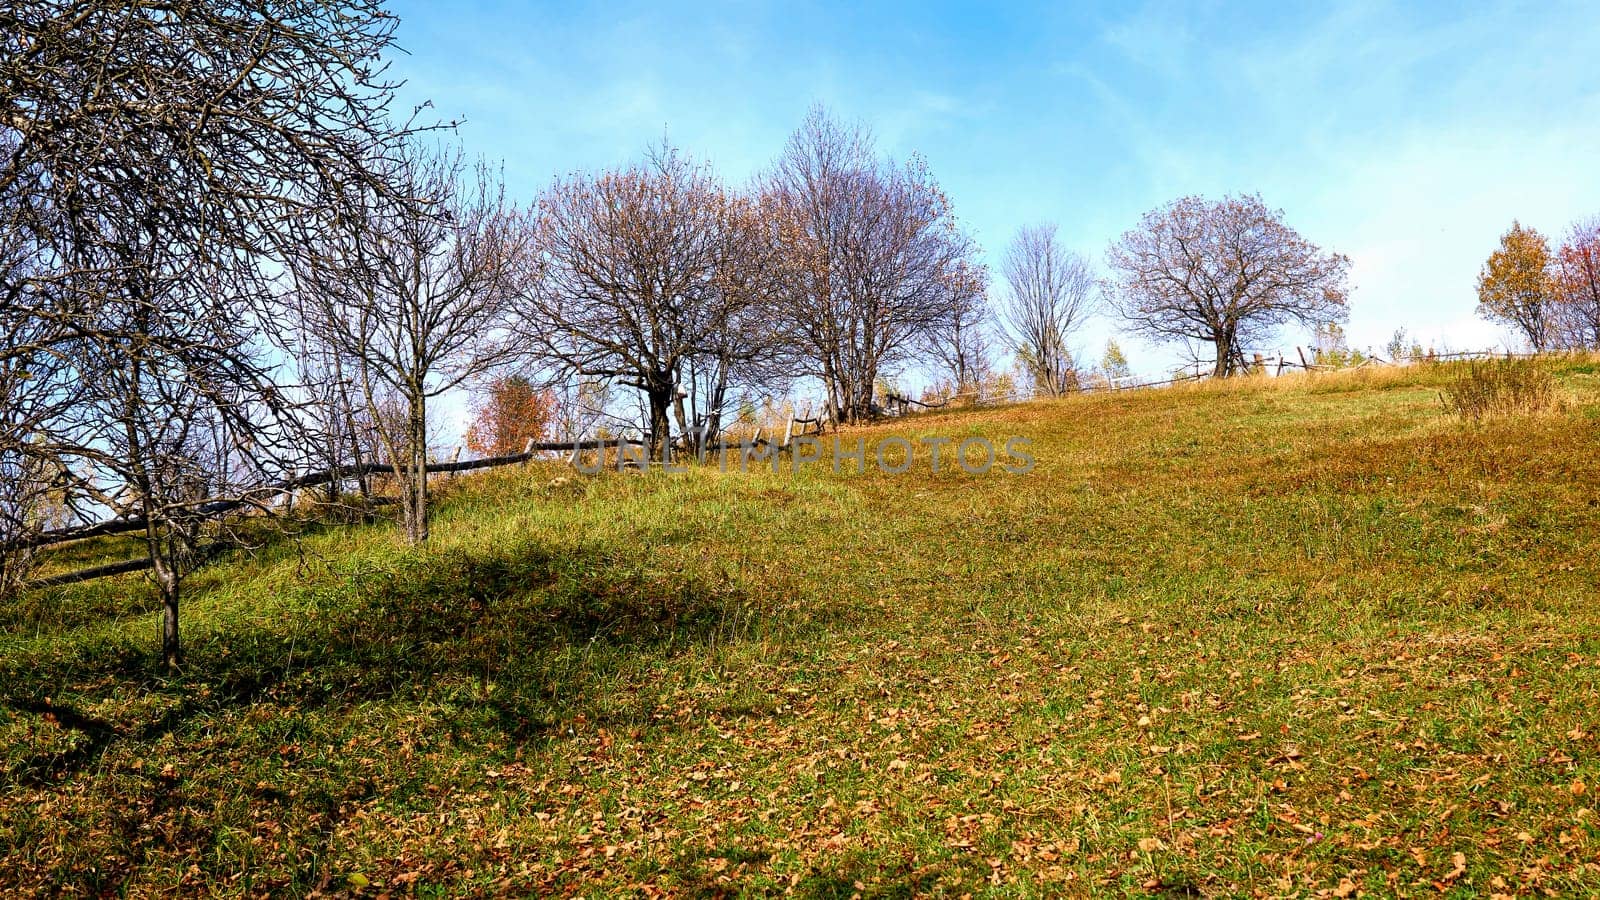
left=17, top=348, right=1566, bottom=588
left=15, top=438, right=644, bottom=590
left=8, top=438, right=625, bottom=555
left=25, top=543, right=237, bottom=590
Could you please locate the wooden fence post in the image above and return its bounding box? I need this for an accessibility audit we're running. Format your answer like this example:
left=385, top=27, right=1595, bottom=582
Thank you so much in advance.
left=1296, top=346, right=1309, bottom=370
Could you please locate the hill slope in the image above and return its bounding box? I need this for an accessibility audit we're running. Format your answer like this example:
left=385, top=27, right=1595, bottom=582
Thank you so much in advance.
left=5, top=359, right=1600, bottom=896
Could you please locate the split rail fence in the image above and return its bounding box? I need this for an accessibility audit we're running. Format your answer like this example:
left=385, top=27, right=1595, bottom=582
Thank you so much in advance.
left=16, top=346, right=1555, bottom=589
left=17, top=438, right=628, bottom=589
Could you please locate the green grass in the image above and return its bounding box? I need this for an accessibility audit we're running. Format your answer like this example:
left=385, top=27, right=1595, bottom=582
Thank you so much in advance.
left=4, top=357, right=1600, bottom=897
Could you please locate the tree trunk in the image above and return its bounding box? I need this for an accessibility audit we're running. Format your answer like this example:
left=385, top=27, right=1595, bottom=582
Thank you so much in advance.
left=324, top=423, right=342, bottom=504
left=672, top=387, right=690, bottom=446
left=704, top=369, right=728, bottom=451
left=1212, top=334, right=1233, bottom=378
left=647, top=383, right=673, bottom=465
left=1043, top=342, right=1064, bottom=397
left=141, top=511, right=184, bottom=671
left=324, top=459, right=340, bottom=504
left=836, top=382, right=855, bottom=424
left=404, top=391, right=429, bottom=545
left=348, top=406, right=373, bottom=523
left=153, top=548, right=181, bottom=671
left=835, top=366, right=873, bottom=425
left=123, top=323, right=184, bottom=671
left=328, top=354, right=350, bottom=505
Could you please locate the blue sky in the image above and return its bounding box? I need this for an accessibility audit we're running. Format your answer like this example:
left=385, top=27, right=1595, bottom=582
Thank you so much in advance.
left=385, top=0, right=1600, bottom=420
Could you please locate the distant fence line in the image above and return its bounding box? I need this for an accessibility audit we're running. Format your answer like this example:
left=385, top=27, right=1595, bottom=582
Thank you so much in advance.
left=16, top=346, right=1567, bottom=589
left=16, top=347, right=1551, bottom=556
left=14, top=437, right=643, bottom=590
left=8, top=438, right=623, bottom=555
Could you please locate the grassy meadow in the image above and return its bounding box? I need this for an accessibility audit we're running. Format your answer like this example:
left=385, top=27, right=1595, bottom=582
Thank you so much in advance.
left=4, top=358, right=1600, bottom=897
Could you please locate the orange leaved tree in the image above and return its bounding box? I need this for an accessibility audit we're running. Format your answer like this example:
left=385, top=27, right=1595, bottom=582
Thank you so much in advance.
left=1476, top=222, right=1556, bottom=351
left=466, top=376, right=554, bottom=457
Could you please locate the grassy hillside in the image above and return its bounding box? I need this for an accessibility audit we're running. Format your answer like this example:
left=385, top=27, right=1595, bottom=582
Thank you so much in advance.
left=4, top=359, right=1600, bottom=897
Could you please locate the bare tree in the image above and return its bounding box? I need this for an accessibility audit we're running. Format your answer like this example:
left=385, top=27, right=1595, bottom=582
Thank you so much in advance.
left=677, top=303, right=789, bottom=453
left=0, top=182, right=76, bottom=594
left=549, top=378, right=612, bottom=444
left=1554, top=217, right=1600, bottom=349
left=264, top=260, right=377, bottom=511
left=998, top=225, right=1094, bottom=397
left=291, top=143, right=527, bottom=545
left=1106, top=195, right=1350, bottom=377
left=0, top=0, right=418, bottom=667
left=762, top=107, right=982, bottom=424
left=291, top=327, right=374, bottom=508
left=679, top=197, right=792, bottom=452
left=523, top=144, right=770, bottom=462
left=923, top=262, right=991, bottom=394
left=37, top=258, right=304, bottom=673
left=0, top=412, right=69, bottom=600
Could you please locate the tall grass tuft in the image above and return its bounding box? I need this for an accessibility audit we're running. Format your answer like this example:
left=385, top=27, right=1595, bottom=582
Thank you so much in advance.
left=1442, top=358, right=1558, bottom=421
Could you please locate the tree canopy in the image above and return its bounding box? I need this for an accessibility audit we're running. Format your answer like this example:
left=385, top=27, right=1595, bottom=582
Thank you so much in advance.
left=1477, top=221, right=1556, bottom=351
left=1105, top=194, right=1350, bottom=377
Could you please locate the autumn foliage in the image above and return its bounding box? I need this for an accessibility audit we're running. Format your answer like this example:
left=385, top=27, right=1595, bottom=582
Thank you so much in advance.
left=1474, top=218, right=1600, bottom=351
left=1476, top=221, right=1556, bottom=350
left=465, top=376, right=554, bottom=457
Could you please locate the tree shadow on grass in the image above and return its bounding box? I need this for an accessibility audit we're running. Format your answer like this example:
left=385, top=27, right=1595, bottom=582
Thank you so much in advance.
left=1, top=539, right=761, bottom=785
left=647, top=846, right=968, bottom=898
left=783, top=850, right=952, bottom=899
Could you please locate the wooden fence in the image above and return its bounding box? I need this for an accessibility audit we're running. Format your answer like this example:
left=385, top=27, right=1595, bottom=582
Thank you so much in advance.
left=9, top=438, right=627, bottom=554
left=13, top=437, right=637, bottom=589
left=17, top=346, right=1561, bottom=589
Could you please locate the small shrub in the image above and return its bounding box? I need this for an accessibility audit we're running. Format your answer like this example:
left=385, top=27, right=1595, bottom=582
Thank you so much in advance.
left=1441, top=359, right=1558, bottom=421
